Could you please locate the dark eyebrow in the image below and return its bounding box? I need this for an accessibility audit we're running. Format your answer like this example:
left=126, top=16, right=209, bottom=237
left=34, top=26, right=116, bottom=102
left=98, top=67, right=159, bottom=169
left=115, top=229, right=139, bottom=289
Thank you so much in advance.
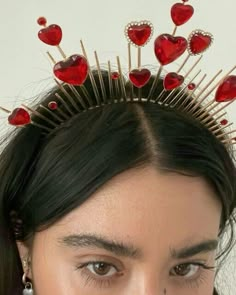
left=58, top=233, right=142, bottom=259
left=170, top=239, right=219, bottom=259
left=58, top=234, right=218, bottom=260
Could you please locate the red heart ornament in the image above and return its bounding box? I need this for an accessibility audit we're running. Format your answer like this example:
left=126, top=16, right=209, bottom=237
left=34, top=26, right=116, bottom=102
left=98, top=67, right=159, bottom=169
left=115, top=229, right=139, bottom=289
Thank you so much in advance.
left=154, top=34, right=187, bottom=65
left=53, top=54, right=89, bottom=85
left=38, top=24, right=62, bottom=46
left=171, top=3, right=194, bottom=26
left=126, top=22, right=153, bottom=46
left=164, top=72, right=184, bottom=90
left=188, top=30, right=213, bottom=55
left=129, top=69, right=151, bottom=88
left=215, top=76, right=236, bottom=102
left=8, top=108, right=31, bottom=126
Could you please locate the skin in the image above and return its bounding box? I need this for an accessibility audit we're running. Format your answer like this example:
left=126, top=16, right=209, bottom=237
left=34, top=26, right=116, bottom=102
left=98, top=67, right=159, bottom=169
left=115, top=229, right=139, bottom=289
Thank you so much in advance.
left=18, top=166, right=221, bottom=294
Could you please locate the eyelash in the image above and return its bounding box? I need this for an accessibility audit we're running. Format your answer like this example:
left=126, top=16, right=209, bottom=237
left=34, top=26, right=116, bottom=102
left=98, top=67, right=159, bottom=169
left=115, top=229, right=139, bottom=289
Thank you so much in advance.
left=76, top=260, right=216, bottom=289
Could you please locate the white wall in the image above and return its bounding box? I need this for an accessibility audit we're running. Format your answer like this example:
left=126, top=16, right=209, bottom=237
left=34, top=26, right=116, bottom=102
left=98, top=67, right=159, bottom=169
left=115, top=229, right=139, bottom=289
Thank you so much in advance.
left=0, top=0, right=235, bottom=292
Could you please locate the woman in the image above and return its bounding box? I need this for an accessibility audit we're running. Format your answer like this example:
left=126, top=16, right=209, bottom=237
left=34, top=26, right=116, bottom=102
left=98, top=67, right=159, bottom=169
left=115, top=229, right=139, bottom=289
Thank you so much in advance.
left=0, top=67, right=235, bottom=294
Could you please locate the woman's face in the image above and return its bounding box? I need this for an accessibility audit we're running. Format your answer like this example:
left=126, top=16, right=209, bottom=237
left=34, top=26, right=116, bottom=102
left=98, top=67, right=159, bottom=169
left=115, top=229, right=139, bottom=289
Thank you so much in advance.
left=18, top=166, right=221, bottom=294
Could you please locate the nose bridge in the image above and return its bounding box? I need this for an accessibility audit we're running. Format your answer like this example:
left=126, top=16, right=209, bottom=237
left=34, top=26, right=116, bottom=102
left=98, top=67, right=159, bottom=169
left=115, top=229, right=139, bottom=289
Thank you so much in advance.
left=125, top=268, right=166, bottom=295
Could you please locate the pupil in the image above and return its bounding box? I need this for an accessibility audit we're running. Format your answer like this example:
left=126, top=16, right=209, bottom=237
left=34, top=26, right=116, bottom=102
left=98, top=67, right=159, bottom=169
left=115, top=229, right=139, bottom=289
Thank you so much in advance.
left=175, top=264, right=190, bottom=276
left=94, top=262, right=110, bottom=275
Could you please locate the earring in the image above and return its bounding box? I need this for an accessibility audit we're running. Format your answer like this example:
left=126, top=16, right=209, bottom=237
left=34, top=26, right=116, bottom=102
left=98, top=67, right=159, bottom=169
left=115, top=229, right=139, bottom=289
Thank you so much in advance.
left=22, top=258, right=34, bottom=295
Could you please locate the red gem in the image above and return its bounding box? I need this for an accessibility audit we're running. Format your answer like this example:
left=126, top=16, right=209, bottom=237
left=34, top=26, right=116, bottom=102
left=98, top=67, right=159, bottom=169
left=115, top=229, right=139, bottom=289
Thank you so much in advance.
left=111, top=72, right=120, bottom=80
left=8, top=108, right=31, bottom=126
left=171, top=3, right=194, bottom=26
left=220, top=119, right=228, bottom=126
left=164, top=72, right=184, bottom=90
left=188, top=83, right=196, bottom=90
left=38, top=24, right=62, bottom=46
left=54, top=54, right=88, bottom=86
left=188, top=31, right=213, bottom=55
left=154, top=34, right=187, bottom=65
left=37, top=17, right=47, bottom=26
left=48, top=101, right=58, bottom=110
left=126, top=22, right=153, bottom=46
left=129, top=68, right=151, bottom=88
left=215, top=75, right=236, bottom=102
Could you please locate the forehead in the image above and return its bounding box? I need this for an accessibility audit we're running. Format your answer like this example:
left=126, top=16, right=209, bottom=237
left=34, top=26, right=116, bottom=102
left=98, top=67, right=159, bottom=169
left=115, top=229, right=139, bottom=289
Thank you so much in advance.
left=49, top=166, right=221, bottom=256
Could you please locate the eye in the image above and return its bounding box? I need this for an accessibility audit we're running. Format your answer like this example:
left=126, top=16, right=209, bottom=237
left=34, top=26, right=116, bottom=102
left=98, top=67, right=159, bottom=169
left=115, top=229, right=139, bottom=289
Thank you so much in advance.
left=85, top=262, right=118, bottom=277
left=171, top=263, right=200, bottom=278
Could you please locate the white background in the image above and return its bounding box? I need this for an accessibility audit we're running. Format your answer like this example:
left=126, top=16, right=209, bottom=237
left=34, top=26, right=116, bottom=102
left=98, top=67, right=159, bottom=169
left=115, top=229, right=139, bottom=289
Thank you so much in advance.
left=0, top=0, right=235, bottom=292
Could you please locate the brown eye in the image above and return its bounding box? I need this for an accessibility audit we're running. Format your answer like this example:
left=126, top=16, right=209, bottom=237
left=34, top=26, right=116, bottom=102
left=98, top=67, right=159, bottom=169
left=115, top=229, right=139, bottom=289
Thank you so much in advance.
left=87, top=262, right=118, bottom=277
left=171, top=264, right=199, bottom=278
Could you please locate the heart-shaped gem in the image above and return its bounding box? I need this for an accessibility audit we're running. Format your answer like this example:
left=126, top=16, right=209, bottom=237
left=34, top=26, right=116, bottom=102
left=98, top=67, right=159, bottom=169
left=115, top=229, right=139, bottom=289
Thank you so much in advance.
left=129, top=68, right=151, bottom=88
left=125, top=21, right=153, bottom=46
left=215, top=75, right=236, bottom=102
left=154, top=34, right=187, bottom=65
left=8, top=108, right=31, bottom=126
left=171, top=3, right=194, bottom=26
left=53, top=54, right=89, bottom=85
left=164, top=72, right=184, bottom=90
left=38, top=24, right=62, bottom=46
left=188, top=30, right=213, bottom=55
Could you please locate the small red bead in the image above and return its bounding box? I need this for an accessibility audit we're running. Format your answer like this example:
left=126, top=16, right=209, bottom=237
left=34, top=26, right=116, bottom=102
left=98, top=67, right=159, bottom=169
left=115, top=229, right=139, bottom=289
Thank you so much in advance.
left=111, top=72, right=120, bottom=80
left=220, top=119, right=228, bottom=126
left=188, top=83, right=196, bottom=90
left=37, top=17, right=47, bottom=26
left=48, top=101, right=58, bottom=110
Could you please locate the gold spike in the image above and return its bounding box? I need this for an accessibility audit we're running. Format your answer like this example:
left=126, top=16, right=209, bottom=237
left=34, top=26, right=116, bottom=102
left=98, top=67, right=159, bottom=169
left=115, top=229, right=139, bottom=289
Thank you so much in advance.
left=67, top=85, right=87, bottom=110
left=94, top=51, right=107, bottom=103
left=22, top=104, right=58, bottom=128
left=201, top=100, right=235, bottom=125
left=80, top=85, right=94, bottom=107
left=47, top=51, right=57, bottom=65
left=194, top=100, right=215, bottom=118
left=31, top=121, right=53, bottom=132
left=167, top=70, right=201, bottom=107
left=178, top=74, right=207, bottom=110
left=183, top=55, right=203, bottom=78
left=204, top=112, right=226, bottom=128
left=138, top=47, right=141, bottom=69
left=0, top=106, right=11, bottom=114
left=181, top=74, right=207, bottom=111
left=57, top=45, right=67, bottom=59
left=216, top=129, right=236, bottom=140
left=39, top=104, right=64, bottom=122
left=176, top=54, right=191, bottom=74
left=190, top=65, right=236, bottom=115
left=107, top=61, right=114, bottom=101
left=128, top=43, right=132, bottom=71
left=80, top=40, right=101, bottom=105
left=187, top=70, right=223, bottom=114
left=55, top=93, right=74, bottom=116
left=164, top=70, right=201, bottom=106
left=54, top=80, right=78, bottom=113
left=172, top=26, right=177, bottom=36
left=147, top=66, right=163, bottom=101
left=116, top=56, right=127, bottom=101
left=212, top=122, right=234, bottom=134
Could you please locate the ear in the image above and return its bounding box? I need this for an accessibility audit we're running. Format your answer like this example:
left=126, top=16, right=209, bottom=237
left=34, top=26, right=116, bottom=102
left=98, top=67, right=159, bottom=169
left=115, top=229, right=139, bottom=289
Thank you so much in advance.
left=16, top=241, right=33, bottom=279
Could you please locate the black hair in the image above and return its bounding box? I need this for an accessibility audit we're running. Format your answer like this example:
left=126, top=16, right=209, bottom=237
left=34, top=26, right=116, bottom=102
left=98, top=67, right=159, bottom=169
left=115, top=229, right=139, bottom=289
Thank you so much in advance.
left=0, top=72, right=235, bottom=295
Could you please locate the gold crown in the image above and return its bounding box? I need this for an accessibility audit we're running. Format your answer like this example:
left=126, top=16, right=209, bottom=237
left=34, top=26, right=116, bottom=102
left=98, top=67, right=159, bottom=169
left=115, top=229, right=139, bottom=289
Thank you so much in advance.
left=0, top=1, right=236, bottom=149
